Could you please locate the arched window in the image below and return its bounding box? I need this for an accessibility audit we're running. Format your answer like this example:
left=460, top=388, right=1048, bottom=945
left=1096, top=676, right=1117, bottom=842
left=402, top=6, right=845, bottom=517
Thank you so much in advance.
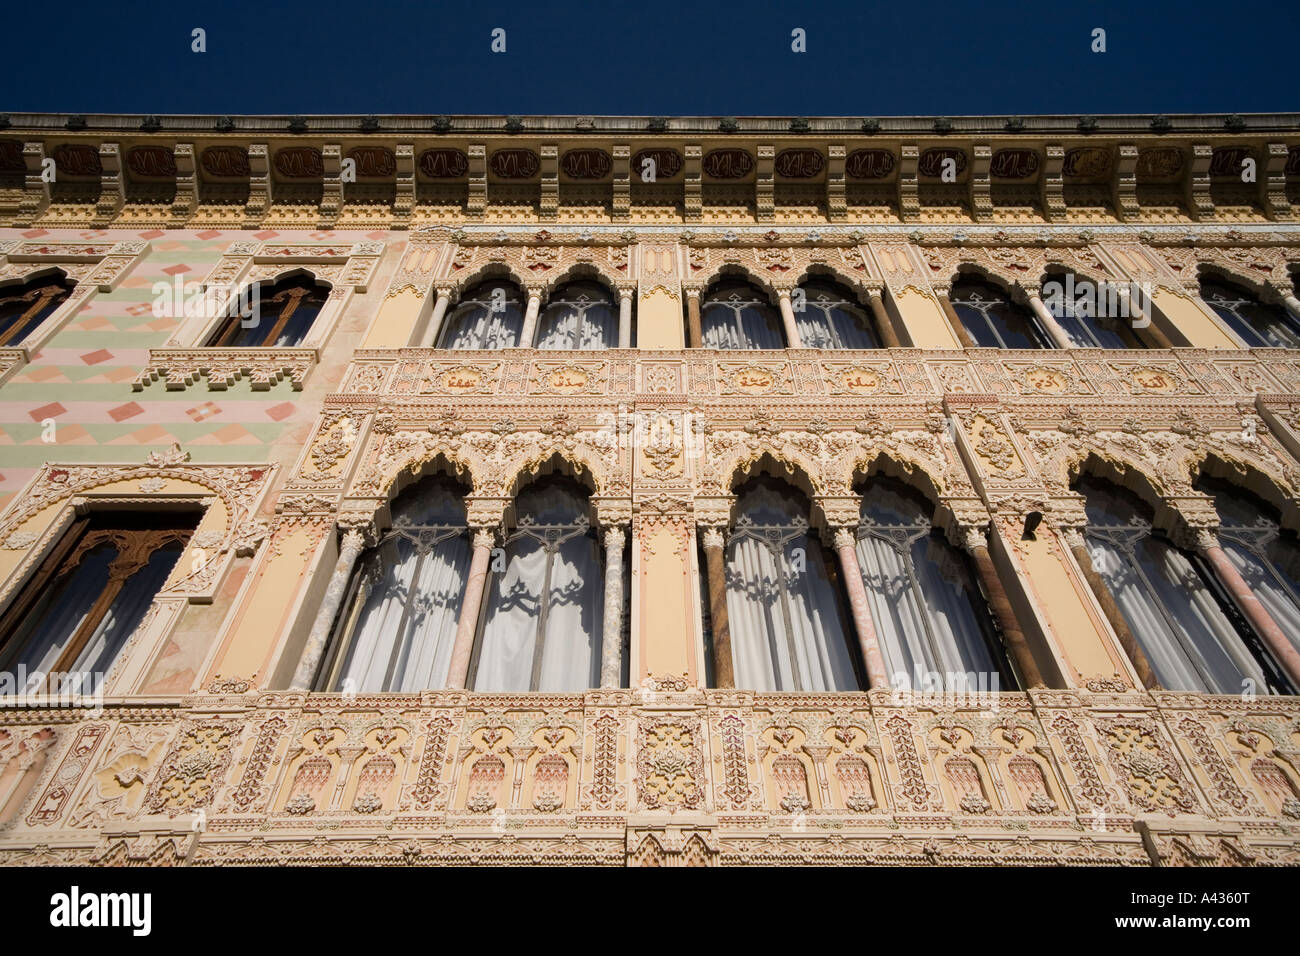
left=437, top=279, right=525, bottom=349
left=1077, top=475, right=1286, bottom=694
left=208, top=273, right=330, bottom=348
left=315, top=475, right=472, bottom=693
left=854, top=476, right=1011, bottom=692
left=535, top=280, right=619, bottom=349
left=701, top=280, right=785, bottom=349
left=0, top=272, right=75, bottom=347
left=1200, top=277, right=1300, bottom=349
left=1196, top=474, right=1300, bottom=662
left=723, top=477, right=860, bottom=692
left=1045, top=273, right=1146, bottom=348
left=0, top=512, right=195, bottom=691
left=470, top=475, right=602, bottom=691
left=949, top=276, right=1053, bottom=349
left=795, top=280, right=881, bottom=349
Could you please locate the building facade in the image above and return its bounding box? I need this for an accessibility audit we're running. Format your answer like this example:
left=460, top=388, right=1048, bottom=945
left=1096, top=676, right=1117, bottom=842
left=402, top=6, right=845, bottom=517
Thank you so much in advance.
left=1, top=113, right=1299, bottom=865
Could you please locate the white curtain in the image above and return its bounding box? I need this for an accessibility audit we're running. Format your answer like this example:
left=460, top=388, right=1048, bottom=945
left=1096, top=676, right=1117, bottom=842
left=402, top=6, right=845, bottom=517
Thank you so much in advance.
left=473, top=483, right=602, bottom=692
left=1219, top=530, right=1300, bottom=658
left=440, top=283, right=523, bottom=349
left=535, top=285, right=616, bottom=350
left=724, top=482, right=858, bottom=692
left=701, top=292, right=784, bottom=349
left=795, top=289, right=878, bottom=350
left=1087, top=531, right=1268, bottom=694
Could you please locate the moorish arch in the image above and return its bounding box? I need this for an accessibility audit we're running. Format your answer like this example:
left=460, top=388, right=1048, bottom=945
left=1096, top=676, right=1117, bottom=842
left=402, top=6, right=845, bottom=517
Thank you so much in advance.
left=848, top=449, right=950, bottom=507
left=501, top=451, right=604, bottom=525
left=699, top=262, right=781, bottom=303
left=447, top=260, right=533, bottom=300
left=1187, top=451, right=1300, bottom=529
left=541, top=261, right=624, bottom=300
left=369, top=449, right=479, bottom=531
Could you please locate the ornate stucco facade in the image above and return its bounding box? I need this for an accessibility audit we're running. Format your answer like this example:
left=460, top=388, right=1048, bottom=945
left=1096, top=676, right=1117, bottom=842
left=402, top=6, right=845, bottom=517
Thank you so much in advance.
left=1, top=113, right=1300, bottom=866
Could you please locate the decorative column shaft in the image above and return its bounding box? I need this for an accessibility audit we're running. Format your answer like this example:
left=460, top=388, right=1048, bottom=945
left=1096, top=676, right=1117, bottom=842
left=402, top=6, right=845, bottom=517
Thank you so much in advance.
left=832, top=528, right=890, bottom=688
left=685, top=288, right=703, bottom=348
left=701, top=527, right=734, bottom=688
left=1027, top=293, right=1077, bottom=350
left=1195, top=529, right=1300, bottom=690
left=866, top=287, right=902, bottom=348
left=445, top=528, right=495, bottom=690
left=777, top=290, right=803, bottom=348
left=600, top=525, right=626, bottom=688
left=617, top=290, right=633, bottom=349
left=963, top=526, right=1045, bottom=689
left=1282, top=293, right=1300, bottom=323
left=1063, top=529, right=1160, bottom=689
left=518, top=291, right=542, bottom=347
left=936, top=288, right=978, bottom=348
left=291, top=529, right=366, bottom=691
left=419, top=288, right=453, bottom=347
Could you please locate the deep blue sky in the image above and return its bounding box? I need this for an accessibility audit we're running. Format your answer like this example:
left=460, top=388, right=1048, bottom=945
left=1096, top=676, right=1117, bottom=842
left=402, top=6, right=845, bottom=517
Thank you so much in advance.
left=6, top=0, right=1298, bottom=116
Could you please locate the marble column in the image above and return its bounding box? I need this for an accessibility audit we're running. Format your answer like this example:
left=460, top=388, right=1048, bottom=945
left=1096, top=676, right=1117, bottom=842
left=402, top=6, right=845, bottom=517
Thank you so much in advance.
left=963, top=526, right=1045, bottom=689
left=685, top=287, right=703, bottom=348
left=865, top=287, right=902, bottom=348
left=600, top=525, right=626, bottom=688
left=936, top=288, right=978, bottom=348
left=777, top=289, right=803, bottom=348
left=418, top=287, right=453, bottom=347
left=291, top=529, right=366, bottom=691
left=617, top=289, right=633, bottom=349
left=701, top=527, right=734, bottom=688
left=832, top=528, right=890, bottom=689
left=1194, top=528, right=1300, bottom=690
left=445, top=527, right=496, bottom=690
left=1280, top=293, right=1300, bottom=324
left=518, top=290, right=542, bottom=348
left=1026, top=292, right=1077, bottom=350
left=1063, top=528, right=1160, bottom=689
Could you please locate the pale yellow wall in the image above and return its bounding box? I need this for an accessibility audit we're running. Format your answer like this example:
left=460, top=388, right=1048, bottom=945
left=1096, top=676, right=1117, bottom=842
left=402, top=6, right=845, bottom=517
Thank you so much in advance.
left=1152, top=290, right=1240, bottom=349
left=638, top=290, right=685, bottom=349
left=895, top=289, right=962, bottom=348
left=362, top=288, right=425, bottom=349
left=638, top=525, right=696, bottom=683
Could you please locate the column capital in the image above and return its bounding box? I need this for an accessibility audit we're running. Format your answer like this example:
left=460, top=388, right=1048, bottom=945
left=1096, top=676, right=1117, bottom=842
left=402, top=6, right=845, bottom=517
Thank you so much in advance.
left=603, top=523, right=628, bottom=548
left=615, top=281, right=637, bottom=299
left=831, top=527, right=858, bottom=551
left=1059, top=527, right=1087, bottom=550
left=960, top=524, right=990, bottom=552
left=682, top=282, right=705, bottom=297
left=700, top=526, right=727, bottom=550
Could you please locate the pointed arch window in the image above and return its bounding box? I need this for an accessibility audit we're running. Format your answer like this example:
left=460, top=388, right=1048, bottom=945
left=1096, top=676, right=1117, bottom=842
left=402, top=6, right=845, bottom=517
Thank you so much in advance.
left=724, top=477, right=861, bottom=692
left=470, top=476, right=602, bottom=692
left=794, top=280, right=881, bottom=349
left=701, top=280, right=785, bottom=349
left=207, top=273, right=330, bottom=348
left=1078, top=476, right=1287, bottom=694
left=1196, top=474, right=1300, bottom=663
left=535, top=280, right=619, bottom=349
left=0, top=272, right=75, bottom=347
left=854, top=476, right=1011, bottom=691
left=1200, top=278, right=1300, bottom=349
left=949, top=276, right=1053, bottom=349
left=438, top=279, right=525, bottom=350
left=315, top=475, right=472, bottom=693
left=1045, top=273, right=1146, bottom=349
left=0, top=512, right=196, bottom=692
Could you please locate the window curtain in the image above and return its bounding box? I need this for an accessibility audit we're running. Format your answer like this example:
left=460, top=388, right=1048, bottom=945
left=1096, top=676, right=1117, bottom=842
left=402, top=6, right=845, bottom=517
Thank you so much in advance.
left=854, top=482, right=1004, bottom=691
left=795, top=284, right=880, bottom=350
left=724, top=480, right=858, bottom=692
left=326, top=479, right=471, bottom=692
left=701, top=285, right=785, bottom=349
left=439, top=281, right=524, bottom=349
left=472, top=481, right=602, bottom=692
left=1080, top=478, right=1271, bottom=694
left=535, top=282, right=617, bottom=350
left=1202, top=281, right=1300, bottom=349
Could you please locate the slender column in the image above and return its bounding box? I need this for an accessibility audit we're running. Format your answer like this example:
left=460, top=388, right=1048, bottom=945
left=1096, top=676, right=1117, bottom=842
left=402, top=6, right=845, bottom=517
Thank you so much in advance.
left=600, top=525, right=627, bottom=688
left=776, top=289, right=803, bottom=348
left=832, top=528, right=890, bottom=689
left=685, top=287, right=703, bottom=348
left=936, top=287, right=978, bottom=348
left=418, top=287, right=453, bottom=347
left=291, top=529, right=366, bottom=691
left=1281, top=293, right=1300, bottom=324
left=1194, top=528, right=1300, bottom=690
left=445, top=528, right=496, bottom=689
left=865, top=286, right=902, bottom=348
left=700, top=527, right=734, bottom=688
left=1026, top=292, right=1077, bottom=350
left=518, top=290, right=542, bottom=347
left=962, top=526, right=1045, bottom=689
left=617, top=289, right=633, bottom=349
left=1062, top=528, right=1160, bottom=689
